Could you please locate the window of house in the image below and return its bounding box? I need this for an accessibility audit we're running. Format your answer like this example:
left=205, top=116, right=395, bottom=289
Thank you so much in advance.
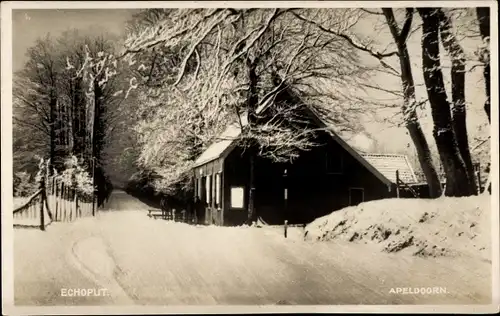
left=211, top=174, right=216, bottom=206
left=230, top=186, right=244, bottom=209
left=349, top=188, right=364, bottom=206
left=205, top=175, right=212, bottom=204
left=326, top=151, right=343, bottom=174
left=215, top=173, right=221, bottom=205
left=199, top=177, right=205, bottom=202
left=196, top=178, right=203, bottom=200
left=194, top=179, right=198, bottom=200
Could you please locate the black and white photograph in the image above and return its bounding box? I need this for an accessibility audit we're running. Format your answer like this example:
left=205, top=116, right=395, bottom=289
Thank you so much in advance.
left=1, top=1, right=498, bottom=314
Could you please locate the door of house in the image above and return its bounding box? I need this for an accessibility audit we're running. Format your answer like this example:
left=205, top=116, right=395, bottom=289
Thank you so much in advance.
left=349, top=188, right=364, bottom=206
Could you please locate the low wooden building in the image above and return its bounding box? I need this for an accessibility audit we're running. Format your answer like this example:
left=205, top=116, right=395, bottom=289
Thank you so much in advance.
left=192, top=104, right=421, bottom=226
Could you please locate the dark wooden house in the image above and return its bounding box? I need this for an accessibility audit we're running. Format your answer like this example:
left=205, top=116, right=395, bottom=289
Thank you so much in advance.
left=192, top=103, right=421, bottom=226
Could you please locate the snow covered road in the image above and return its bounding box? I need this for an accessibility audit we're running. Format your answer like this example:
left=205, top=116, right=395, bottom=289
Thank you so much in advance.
left=14, top=190, right=492, bottom=306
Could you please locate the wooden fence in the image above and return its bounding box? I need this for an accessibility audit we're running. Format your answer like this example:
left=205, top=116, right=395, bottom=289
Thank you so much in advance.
left=396, top=164, right=485, bottom=198
left=395, top=170, right=419, bottom=198
left=13, top=188, right=51, bottom=230
left=148, top=208, right=196, bottom=224
left=46, top=176, right=95, bottom=222
left=13, top=176, right=96, bottom=230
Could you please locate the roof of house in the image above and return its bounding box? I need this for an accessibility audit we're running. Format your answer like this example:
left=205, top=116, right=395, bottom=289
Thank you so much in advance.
left=193, top=123, right=242, bottom=168
left=361, top=154, right=418, bottom=184
left=193, top=122, right=412, bottom=187
left=192, top=88, right=415, bottom=187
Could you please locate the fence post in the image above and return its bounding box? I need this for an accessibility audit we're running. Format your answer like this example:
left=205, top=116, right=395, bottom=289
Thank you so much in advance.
left=91, top=157, right=96, bottom=217
left=62, top=182, right=66, bottom=222
left=40, top=178, right=46, bottom=231
left=75, top=191, right=80, bottom=218
left=395, top=170, right=400, bottom=198
left=69, top=188, right=73, bottom=222
left=283, top=168, right=288, bottom=233
left=43, top=177, right=53, bottom=223
left=54, top=179, right=59, bottom=221
left=92, top=193, right=96, bottom=217
left=69, top=187, right=73, bottom=221
left=50, top=176, right=55, bottom=219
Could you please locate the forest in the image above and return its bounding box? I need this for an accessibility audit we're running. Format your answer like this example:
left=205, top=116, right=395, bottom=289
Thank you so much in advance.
left=12, top=7, right=492, bottom=205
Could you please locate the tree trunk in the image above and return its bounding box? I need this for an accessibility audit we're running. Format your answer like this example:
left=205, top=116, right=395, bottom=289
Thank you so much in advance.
left=92, top=80, right=103, bottom=164
left=438, top=9, right=477, bottom=194
left=62, top=97, right=70, bottom=155
left=247, top=152, right=256, bottom=224
left=476, top=7, right=491, bottom=123
left=246, top=56, right=259, bottom=224
left=93, top=83, right=101, bottom=202
left=383, top=8, right=442, bottom=197
left=71, top=77, right=86, bottom=159
left=49, top=93, right=57, bottom=174
left=418, top=8, right=471, bottom=197
left=56, top=98, right=64, bottom=169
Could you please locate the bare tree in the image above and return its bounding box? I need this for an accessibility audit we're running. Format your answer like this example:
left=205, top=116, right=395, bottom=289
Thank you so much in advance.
left=66, top=34, right=124, bottom=204
left=14, top=30, right=122, bottom=206
left=418, top=8, right=471, bottom=197
left=475, top=7, right=490, bottom=123
left=382, top=8, right=442, bottom=197
left=12, top=90, right=50, bottom=175
left=295, top=8, right=443, bottom=197
left=437, top=8, right=477, bottom=194
left=13, top=36, right=61, bottom=171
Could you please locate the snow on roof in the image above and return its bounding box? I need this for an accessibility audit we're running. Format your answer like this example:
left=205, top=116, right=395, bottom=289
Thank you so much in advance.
left=193, top=123, right=242, bottom=167
left=361, top=154, right=418, bottom=184
left=193, top=122, right=416, bottom=186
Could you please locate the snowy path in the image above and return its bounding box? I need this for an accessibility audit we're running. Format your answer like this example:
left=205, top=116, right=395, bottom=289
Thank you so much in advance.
left=14, top=190, right=492, bottom=306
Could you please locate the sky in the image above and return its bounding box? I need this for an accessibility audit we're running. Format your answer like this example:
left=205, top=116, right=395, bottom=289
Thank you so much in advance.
left=12, top=9, right=139, bottom=72
left=10, top=8, right=491, bottom=175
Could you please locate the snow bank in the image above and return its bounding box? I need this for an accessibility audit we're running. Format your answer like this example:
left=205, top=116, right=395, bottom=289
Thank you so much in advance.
left=304, top=195, right=491, bottom=261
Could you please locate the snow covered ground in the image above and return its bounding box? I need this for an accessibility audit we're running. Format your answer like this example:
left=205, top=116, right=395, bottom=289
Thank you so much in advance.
left=13, top=190, right=493, bottom=306
left=305, top=195, right=491, bottom=262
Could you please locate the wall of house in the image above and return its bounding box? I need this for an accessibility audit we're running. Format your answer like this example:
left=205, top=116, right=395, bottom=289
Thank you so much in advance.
left=221, top=132, right=394, bottom=226
left=193, top=158, right=224, bottom=225
left=223, top=146, right=292, bottom=226
left=223, top=147, right=251, bottom=226
left=214, top=86, right=397, bottom=226
left=282, top=132, right=393, bottom=224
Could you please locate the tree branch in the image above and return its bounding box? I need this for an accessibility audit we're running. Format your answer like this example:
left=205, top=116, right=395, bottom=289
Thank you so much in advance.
left=123, top=8, right=226, bottom=56
left=186, top=48, right=201, bottom=90
left=293, top=12, right=399, bottom=60
left=211, top=9, right=281, bottom=100
left=173, top=9, right=231, bottom=86
left=471, top=136, right=490, bottom=151
left=360, top=8, right=384, bottom=15
left=146, top=49, right=158, bottom=86
left=13, top=116, right=50, bottom=136
left=361, top=83, right=404, bottom=97
left=14, top=95, right=51, bottom=124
